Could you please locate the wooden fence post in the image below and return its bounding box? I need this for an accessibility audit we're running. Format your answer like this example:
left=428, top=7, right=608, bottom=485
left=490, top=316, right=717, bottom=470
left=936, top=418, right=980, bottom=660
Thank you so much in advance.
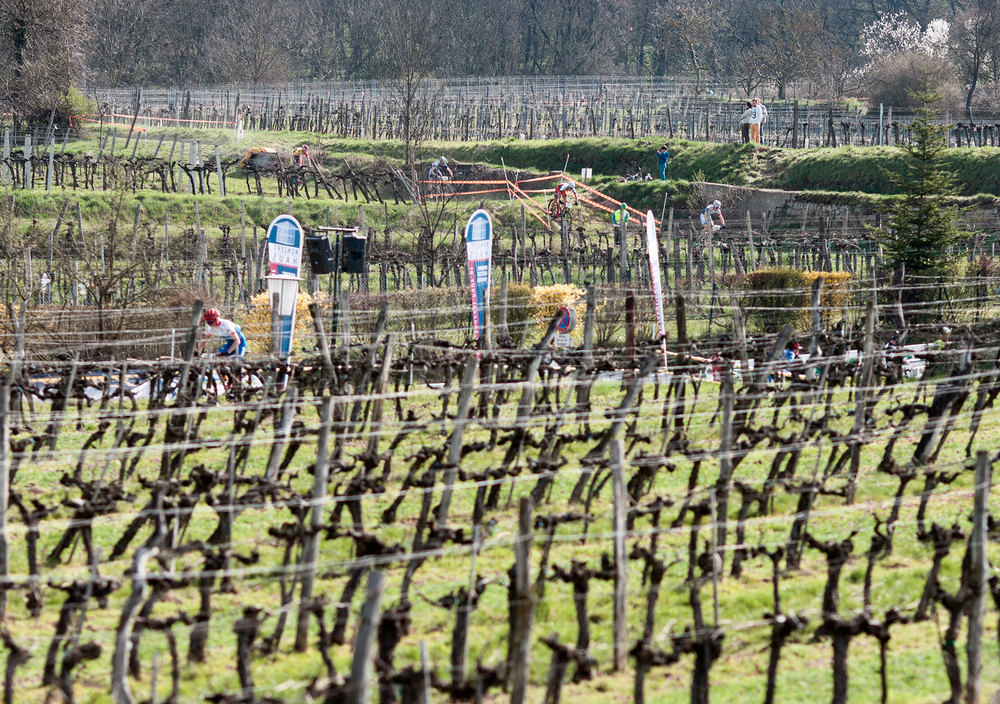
left=438, top=355, right=479, bottom=527
left=347, top=571, right=387, bottom=704
left=214, top=146, right=225, bottom=198
left=715, top=366, right=734, bottom=555
left=509, top=497, right=535, bottom=704
left=965, top=450, right=992, bottom=704
left=295, top=395, right=335, bottom=652
left=847, top=299, right=875, bottom=504
left=0, top=383, right=8, bottom=621
left=112, top=547, right=159, bottom=704
left=611, top=439, right=628, bottom=672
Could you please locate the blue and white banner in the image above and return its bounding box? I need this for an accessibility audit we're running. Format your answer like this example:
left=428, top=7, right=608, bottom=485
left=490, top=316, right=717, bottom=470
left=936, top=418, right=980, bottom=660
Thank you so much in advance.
left=645, top=210, right=668, bottom=369
left=266, top=214, right=304, bottom=358
left=465, top=209, right=493, bottom=340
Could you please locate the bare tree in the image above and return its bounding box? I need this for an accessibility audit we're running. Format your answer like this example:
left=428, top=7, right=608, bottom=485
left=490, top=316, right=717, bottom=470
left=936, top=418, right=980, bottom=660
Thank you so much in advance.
left=755, top=1, right=830, bottom=99
left=87, top=0, right=157, bottom=87
left=205, top=0, right=300, bottom=83
left=948, top=3, right=1000, bottom=112
left=661, top=0, right=724, bottom=94
left=0, top=0, right=88, bottom=118
left=376, top=0, right=443, bottom=180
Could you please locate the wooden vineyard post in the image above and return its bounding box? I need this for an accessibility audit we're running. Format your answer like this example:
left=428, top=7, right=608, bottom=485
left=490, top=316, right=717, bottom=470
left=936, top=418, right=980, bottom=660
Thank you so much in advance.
left=847, top=299, right=875, bottom=504
left=575, top=284, right=597, bottom=427
left=561, top=218, right=571, bottom=283
left=808, top=277, right=824, bottom=356
left=194, top=202, right=205, bottom=287
left=509, top=497, right=535, bottom=704
left=214, top=146, right=225, bottom=198
left=365, top=335, right=395, bottom=458
left=437, top=355, right=478, bottom=527
left=420, top=640, right=432, bottom=704
left=46, top=138, right=53, bottom=191
left=673, top=222, right=682, bottom=285
left=0, top=382, right=8, bottom=621
left=611, top=438, right=628, bottom=672
left=23, top=135, right=31, bottom=189
left=792, top=100, right=799, bottom=148
left=715, top=366, right=734, bottom=555
left=347, top=571, right=387, bottom=704
left=965, top=450, right=991, bottom=704
left=112, top=547, right=159, bottom=704
left=295, top=395, right=335, bottom=652
left=452, top=525, right=480, bottom=687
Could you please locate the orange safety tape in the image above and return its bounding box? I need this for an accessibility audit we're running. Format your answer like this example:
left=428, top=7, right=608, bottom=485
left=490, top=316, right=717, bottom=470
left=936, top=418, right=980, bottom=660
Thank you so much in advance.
left=417, top=179, right=509, bottom=185
left=69, top=116, right=146, bottom=132
left=425, top=187, right=509, bottom=197
left=508, top=184, right=552, bottom=229
left=578, top=195, right=615, bottom=214
left=564, top=173, right=661, bottom=227
left=514, top=195, right=551, bottom=229
left=517, top=173, right=563, bottom=183
left=70, top=114, right=237, bottom=126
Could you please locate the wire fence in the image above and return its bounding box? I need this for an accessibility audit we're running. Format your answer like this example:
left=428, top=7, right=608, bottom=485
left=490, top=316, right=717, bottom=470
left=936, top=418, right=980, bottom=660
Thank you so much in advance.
left=69, top=76, right=1000, bottom=146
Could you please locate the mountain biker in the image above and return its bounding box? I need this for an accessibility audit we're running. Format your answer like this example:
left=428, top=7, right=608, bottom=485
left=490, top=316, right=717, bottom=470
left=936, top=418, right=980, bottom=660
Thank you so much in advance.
left=428, top=156, right=454, bottom=181
left=700, top=199, right=726, bottom=231
left=554, top=180, right=579, bottom=208
left=198, top=307, right=247, bottom=360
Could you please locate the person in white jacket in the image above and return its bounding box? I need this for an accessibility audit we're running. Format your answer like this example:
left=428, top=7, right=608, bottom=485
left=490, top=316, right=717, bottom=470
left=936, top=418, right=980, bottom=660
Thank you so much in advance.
left=745, top=98, right=767, bottom=143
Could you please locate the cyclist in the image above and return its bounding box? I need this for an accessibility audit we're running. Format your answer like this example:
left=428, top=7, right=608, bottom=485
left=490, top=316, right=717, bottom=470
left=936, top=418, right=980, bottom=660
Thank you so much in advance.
left=428, top=156, right=454, bottom=181
left=198, top=307, right=247, bottom=360
left=553, top=180, right=579, bottom=209
left=700, top=199, right=726, bottom=232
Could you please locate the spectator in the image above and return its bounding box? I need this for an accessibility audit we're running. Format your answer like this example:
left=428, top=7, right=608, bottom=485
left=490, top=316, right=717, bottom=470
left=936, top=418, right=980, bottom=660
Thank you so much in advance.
left=739, top=101, right=752, bottom=144
left=612, top=202, right=630, bottom=245
left=746, top=98, right=767, bottom=143
left=293, top=144, right=310, bottom=167
left=656, top=145, right=670, bottom=180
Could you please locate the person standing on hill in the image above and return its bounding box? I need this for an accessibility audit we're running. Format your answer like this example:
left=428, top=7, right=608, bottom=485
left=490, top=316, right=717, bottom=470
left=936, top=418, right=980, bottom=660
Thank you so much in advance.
left=656, top=145, right=670, bottom=180
left=739, top=101, right=752, bottom=144
left=746, top=98, right=767, bottom=143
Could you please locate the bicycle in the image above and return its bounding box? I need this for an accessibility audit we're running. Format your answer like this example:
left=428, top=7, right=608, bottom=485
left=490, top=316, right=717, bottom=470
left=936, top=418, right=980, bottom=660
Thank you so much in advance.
left=547, top=196, right=567, bottom=220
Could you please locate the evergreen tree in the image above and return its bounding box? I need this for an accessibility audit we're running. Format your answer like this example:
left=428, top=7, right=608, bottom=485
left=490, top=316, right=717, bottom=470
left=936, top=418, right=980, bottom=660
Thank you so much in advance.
left=879, top=91, right=965, bottom=279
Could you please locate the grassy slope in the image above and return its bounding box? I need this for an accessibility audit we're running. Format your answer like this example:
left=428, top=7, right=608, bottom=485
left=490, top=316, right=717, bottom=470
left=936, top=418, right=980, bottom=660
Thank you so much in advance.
left=4, top=379, right=998, bottom=703
left=12, top=128, right=1000, bottom=257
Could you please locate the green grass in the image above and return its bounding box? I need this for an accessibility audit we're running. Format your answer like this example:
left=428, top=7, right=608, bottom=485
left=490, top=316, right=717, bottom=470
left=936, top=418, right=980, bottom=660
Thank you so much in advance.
left=2, top=368, right=1000, bottom=703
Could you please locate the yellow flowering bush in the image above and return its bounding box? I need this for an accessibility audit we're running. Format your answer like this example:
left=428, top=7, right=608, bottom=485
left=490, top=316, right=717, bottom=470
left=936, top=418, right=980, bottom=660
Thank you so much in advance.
left=239, top=291, right=329, bottom=355
left=530, top=284, right=586, bottom=333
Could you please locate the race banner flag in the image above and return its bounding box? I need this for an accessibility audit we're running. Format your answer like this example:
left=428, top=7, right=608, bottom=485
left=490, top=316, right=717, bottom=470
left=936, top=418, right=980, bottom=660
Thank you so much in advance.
left=465, top=209, right=493, bottom=340
left=266, top=214, right=304, bottom=358
left=645, top=210, right=668, bottom=369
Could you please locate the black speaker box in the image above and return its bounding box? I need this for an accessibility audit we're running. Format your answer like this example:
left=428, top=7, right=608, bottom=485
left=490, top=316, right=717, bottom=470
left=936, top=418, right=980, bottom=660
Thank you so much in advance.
left=305, top=233, right=337, bottom=275
left=343, top=234, right=368, bottom=274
